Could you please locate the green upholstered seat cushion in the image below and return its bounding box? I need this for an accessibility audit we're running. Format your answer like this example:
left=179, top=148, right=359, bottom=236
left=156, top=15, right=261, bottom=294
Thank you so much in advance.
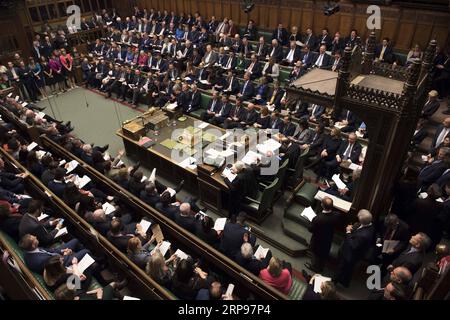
left=294, top=182, right=318, bottom=206
left=288, top=277, right=308, bottom=300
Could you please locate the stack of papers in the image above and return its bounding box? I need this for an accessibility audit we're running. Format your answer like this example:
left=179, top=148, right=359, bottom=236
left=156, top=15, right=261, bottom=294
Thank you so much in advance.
left=55, top=227, right=68, bottom=238
left=139, top=219, right=152, bottom=234
left=332, top=174, right=347, bottom=190
left=257, top=139, right=281, bottom=154
left=174, top=249, right=189, bottom=260
left=222, top=167, right=237, bottom=182
left=254, top=246, right=269, bottom=259
left=102, top=202, right=116, bottom=215
left=300, top=207, right=317, bottom=222
left=213, top=218, right=227, bottom=231
left=313, top=275, right=332, bottom=293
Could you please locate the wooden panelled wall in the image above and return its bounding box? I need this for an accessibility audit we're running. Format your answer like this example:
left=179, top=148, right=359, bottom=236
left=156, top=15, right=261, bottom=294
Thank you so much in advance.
left=136, top=0, right=450, bottom=52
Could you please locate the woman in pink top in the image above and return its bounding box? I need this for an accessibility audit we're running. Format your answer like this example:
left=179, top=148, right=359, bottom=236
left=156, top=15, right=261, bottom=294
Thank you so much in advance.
left=259, top=257, right=293, bottom=295
left=60, top=48, right=75, bottom=89
left=138, top=50, right=148, bottom=68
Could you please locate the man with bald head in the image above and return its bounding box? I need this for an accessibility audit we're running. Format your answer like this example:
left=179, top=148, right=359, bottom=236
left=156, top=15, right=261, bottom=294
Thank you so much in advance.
left=306, top=196, right=341, bottom=272
left=334, top=209, right=375, bottom=287
left=174, top=202, right=197, bottom=233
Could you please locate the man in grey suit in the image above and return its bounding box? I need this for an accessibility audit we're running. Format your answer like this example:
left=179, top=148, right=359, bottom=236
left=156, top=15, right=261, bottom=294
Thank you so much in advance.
left=202, top=44, right=218, bottom=68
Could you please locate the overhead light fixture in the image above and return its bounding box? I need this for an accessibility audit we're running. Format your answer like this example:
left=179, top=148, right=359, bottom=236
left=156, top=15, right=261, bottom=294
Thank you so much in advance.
left=323, top=1, right=340, bottom=16
left=242, top=0, right=255, bottom=13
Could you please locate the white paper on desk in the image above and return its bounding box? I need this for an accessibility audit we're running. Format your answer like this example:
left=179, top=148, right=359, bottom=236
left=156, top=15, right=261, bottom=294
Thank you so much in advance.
left=206, top=148, right=220, bottom=158
left=242, top=151, right=261, bottom=165
left=213, top=217, right=227, bottom=231
left=66, top=160, right=79, bottom=173
left=348, top=163, right=362, bottom=171
left=166, top=187, right=176, bottom=197
left=77, top=253, right=95, bottom=274
left=198, top=122, right=209, bottom=129
left=103, top=152, right=111, bottom=161
left=418, top=192, right=428, bottom=199
left=54, top=227, right=68, bottom=238
left=264, top=139, right=281, bottom=151
left=179, top=157, right=197, bottom=169
left=27, top=142, right=38, bottom=151
left=301, top=207, right=317, bottom=222
left=153, top=241, right=171, bottom=257
left=220, top=132, right=232, bottom=140
left=149, top=168, right=156, bottom=183
left=36, top=150, right=47, bottom=160
left=332, top=174, right=347, bottom=190
left=184, top=77, right=192, bottom=81
left=37, top=112, right=46, bottom=119
left=37, top=213, right=49, bottom=221
left=222, top=167, right=237, bottom=182
left=254, top=245, right=269, bottom=259
left=175, top=249, right=189, bottom=260
left=123, top=296, right=140, bottom=300
left=59, top=159, right=67, bottom=166
left=77, top=175, right=92, bottom=189
left=382, top=240, right=400, bottom=254
left=139, top=219, right=152, bottom=234
left=102, top=202, right=116, bottom=215
left=313, top=275, right=332, bottom=293
left=225, top=283, right=235, bottom=297
left=166, top=102, right=178, bottom=111
left=141, top=175, right=148, bottom=183
left=220, top=149, right=235, bottom=158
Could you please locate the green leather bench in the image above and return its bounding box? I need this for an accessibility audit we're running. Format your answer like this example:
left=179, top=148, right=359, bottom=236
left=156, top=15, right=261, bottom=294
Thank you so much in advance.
left=288, top=276, right=308, bottom=300
left=294, top=182, right=319, bottom=207
left=190, top=93, right=211, bottom=119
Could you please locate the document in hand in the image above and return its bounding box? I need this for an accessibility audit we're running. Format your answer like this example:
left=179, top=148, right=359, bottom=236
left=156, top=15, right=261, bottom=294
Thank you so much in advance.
left=313, top=275, right=332, bottom=293
left=301, top=207, right=317, bottom=222
left=222, top=167, right=237, bottom=182
left=141, top=175, right=148, bottom=183
left=54, top=227, right=68, bottom=238
left=66, top=160, right=79, bottom=173
left=37, top=213, right=49, bottom=221
left=77, top=253, right=96, bottom=274
left=179, top=157, right=197, bottom=169
left=332, top=174, right=347, bottom=190
left=254, top=245, right=269, bottom=259
left=77, top=175, right=92, bottom=189
left=37, top=112, right=46, bottom=119
left=225, top=284, right=235, bottom=297
left=36, top=150, right=47, bottom=160
left=103, top=152, right=111, bottom=161
left=166, top=187, right=176, bottom=197
left=213, top=217, right=227, bottom=231
left=155, top=241, right=171, bottom=257
left=27, top=142, right=38, bottom=151
left=123, top=296, right=140, bottom=300
left=59, top=159, right=67, bottom=166
left=151, top=224, right=164, bottom=243
left=149, top=168, right=156, bottom=183
left=242, top=151, right=261, bottom=165
left=174, top=249, right=189, bottom=260
left=139, top=219, right=152, bottom=234
left=348, top=163, right=362, bottom=171
left=102, top=202, right=116, bottom=215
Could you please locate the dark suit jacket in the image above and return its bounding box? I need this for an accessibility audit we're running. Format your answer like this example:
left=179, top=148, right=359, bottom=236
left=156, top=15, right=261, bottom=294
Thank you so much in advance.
left=375, top=44, right=395, bottom=63
left=243, top=109, right=259, bottom=125
left=23, top=248, right=61, bottom=273
left=229, top=105, right=248, bottom=121
left=422, top=100, right=440, bottom=118
left=392, top=246, right=424, bottom=274
left=281, top=142, right=301, bottom=169
left=235, top=252, right=267, bottom=276
left=272, top=28, right=289, bottom=46
left=322, top=136, right=342, bottom=160
left=220, top=222, right=256, bottom=259
left=418, top=160, right=447, bottom=189
left=309, top=210, right=341, bottom=256
left=47, top=180, right=67, bottom=198
left=269, top=45, right=284, bottom=63
left=340, top=225, right=375, bottom=262
left=432, top=125, right=450, bottom=148
left=223, top=77, right=240, bottom=95
left=0, top=214, right=22, bottom=242
left=255, top=44, right=269, bottom=57
left=186, top=90, right=201, bottom=111
left=107, top=232, right=134, bottom=253
left=206, top=99, right=222, bottom=113
left=337, top=141, right=362, bottom=163
left=19, top=213, right=58, bottom=246
left=313, top=53, right=333, bottom=69
left=175, top=214, right=198, bottom=234
left=239, top=80, right=255, bottom=100
left=281, top=122, right=296, bottom=137
left=300, top=51, right=317, bottom=68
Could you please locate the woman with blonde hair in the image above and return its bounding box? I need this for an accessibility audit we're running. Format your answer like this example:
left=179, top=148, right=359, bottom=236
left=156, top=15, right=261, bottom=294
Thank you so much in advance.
left=126, top=234, right=156, bottom=269
left=259, top=257, right=292, bottom=294
left=145, top=249, right=176, bottom=287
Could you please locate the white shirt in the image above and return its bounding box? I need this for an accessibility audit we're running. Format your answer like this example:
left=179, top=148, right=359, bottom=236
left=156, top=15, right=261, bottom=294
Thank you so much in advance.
left=315, top=54, right=324, bottom=67
left=286, top=48, right=295, bottom=62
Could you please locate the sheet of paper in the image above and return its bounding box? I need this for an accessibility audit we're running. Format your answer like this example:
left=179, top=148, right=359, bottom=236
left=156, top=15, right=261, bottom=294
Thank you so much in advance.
left=220, top=132, right=232, bottom=140
left=149, top=168, right=156, bottom=183
left=242, top=151, right=261, bottom=165
left=59, top=159, right=67, bottom=166
left=436, top=197, right=444, bottom=203
left=37, top=112, right=46, bottom=119
left=103, top=152, right=111, bottom=161
left=418, top=192, right=428, bottom=199
left=206, top=148, right=220, bottom=158
left=54, top=227, right=68, bottom=238
left=27, top=142, right=38, bottom=151
left=123, top=296, right=140, bottom=300
left=151, top=224, right=164, bottom=243
left=141, top=175, right=148, bottom=183
left=213, top=217, right=227, bottom=231
left=36, top=150, right=47, bottom=160
left=37, top=213, right=49, bottom=221
left=332, top=174, right=347, bottom=190
left=348, top=163, right=362, bottom=171
left=65, top=160, right=79, bottom=173
left=116, top=159, right=124, bottom=167
left=198, top=122, right=209, bottom=129
left=382, top=240, right=400, bottom=254
left=300, top=207, right=317, bottom=222
left=225, top=283, right=235, bottom=297
left=102, top=202, right=116, bottom=215
left=154, top=241, right=171, bottom=256
left=174, top=249, right=189, bottom=260
left=313, top=275, right=332, bottom=293
left=264, top=139, right=281, bottom=151
left=166, top=187, right=176, bottom=197
left=179, top=157, right=197, bottom=169
left=139, top=219, right=152, bottom=234
left=220, top=149, right=235, bottom=158
left=77, top=253, right=95, bottom=274
left=77, top=175, right=92, bottom=189
left=254, top=245, right=269, bottom=259
left=222, top=167, right=237, bottom=182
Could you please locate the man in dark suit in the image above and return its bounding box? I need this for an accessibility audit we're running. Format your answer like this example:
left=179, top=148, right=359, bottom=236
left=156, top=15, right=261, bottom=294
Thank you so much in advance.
left=272, top=23, right=289, bottom=46
left=185, top=84, right=201, bottom=114
left=174, top=203, right=198, bottom=234
left=267, top=82, right=285, bottom=111
left=417, top=147, right=450, bottom=190
left=224, top=162, right=259, bottom=217
left=19, top=234, right=91, bottom=274
left=279, top=115, right=296, bottom=137
left=331, top=32, right=345, bottom=55
left=313, top=45, right=333, bottom=69
left=268, top=112, right=284, bottom=131
left=319, top=28, right=332, bottom=51
left=431, top=117, right=450, bottom=150
left=304, top=123, right=326, bottom=157
left=345, top=29, right=361, bottom=49
left=218, top=71, right=239, bottom=95
left=334, top=209, right=375, bottom=287
left=0, top=201, right=23, bottom=242
left=335, top=109, right=357, bottom=133
left=18, top=200, right=62, bottom=247
left=223, top=97, right=248, bottom=129
left=201, top=91, right=222, bottom=122
left=331, top=51, right=343, bottom=72
left=282, top=41, right=302, bottom=66
left=245, top=54, right=262, bottom=80
left=268, top=39, right=284, bottom=63
left=220, top=212, right=256, bottom=259
left=255, top=37, right=269, bottom=59
left=308, top=103, right=326, bottom=123
left=47, top=168, right=67, bottom=198
left=306, top=197, right=341, bottom=272
left=280, top=139, right=301, bottom=169
left=300, top=45, right=317, bottom=70
left=0, top=158, right=26, bottom=194
left=210, top=95, right=232, bottom=126
left=375, top=37, right=395, bottom=64
left=303, top=28, right=317, bottom=51
left=240, top=103, right=259, bottom=128
left=387, top=232, right=431, bottom=276
left=237, top=72, right=255, bottom=100
left=322, top=132, right=362, bottom=179
left=421, top=90, right=440, bottom=119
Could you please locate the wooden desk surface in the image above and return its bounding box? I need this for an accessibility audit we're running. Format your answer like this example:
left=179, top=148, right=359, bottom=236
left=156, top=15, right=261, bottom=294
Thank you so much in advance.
left=117, top=115, right=230, bottom=189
